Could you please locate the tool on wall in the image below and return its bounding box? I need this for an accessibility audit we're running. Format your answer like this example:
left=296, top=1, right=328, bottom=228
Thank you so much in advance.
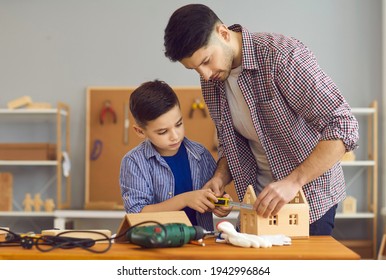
left=90, top=139, right=103, bottom=160
left=99, top=100, right=117, bottom=125
left=189, top=98, right=207, bottom=119
left=123, top=102, right=130, bottom=145
left=62, top=151, right=71, bottom=177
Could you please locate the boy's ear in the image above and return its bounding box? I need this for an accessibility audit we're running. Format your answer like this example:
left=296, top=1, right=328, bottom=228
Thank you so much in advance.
left=133, top=124, right=146, bottom=139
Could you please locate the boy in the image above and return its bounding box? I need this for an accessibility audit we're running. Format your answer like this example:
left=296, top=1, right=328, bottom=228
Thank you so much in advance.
left=119, top=80, right=230, bottom=230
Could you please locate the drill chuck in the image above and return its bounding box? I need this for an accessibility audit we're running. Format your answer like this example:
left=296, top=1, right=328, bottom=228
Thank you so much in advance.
left=126, top=223, right=207, bottom=248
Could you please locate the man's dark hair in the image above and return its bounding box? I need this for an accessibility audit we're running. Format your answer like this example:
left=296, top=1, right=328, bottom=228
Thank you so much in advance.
left=130, top=80, right=180, bottom=127
left=164, top=4, right=222, bottom=62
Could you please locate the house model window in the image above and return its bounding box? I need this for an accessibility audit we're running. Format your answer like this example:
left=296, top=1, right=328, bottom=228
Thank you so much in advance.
left=289, top=214, right=298, bottom=225
left=269, top=216, right=278, bottom=225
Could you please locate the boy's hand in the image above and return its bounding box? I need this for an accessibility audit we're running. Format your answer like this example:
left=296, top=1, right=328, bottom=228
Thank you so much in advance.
left=185, top=189, right=218, bottom=213
left=213, top=193, right=233, bottom=218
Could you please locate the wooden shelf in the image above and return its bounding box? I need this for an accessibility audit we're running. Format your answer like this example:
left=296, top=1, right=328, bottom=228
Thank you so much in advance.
left=341, top=160, right=375, bottom=166
left=0, top=211, right=55, bottom=217
left=0, top=102, right=71, bottom=209
left=0, top=108, right=68, bottom=115
left=0, top=108, right=68, bottom=124
left=336, top=212, right=375, bottom=219
left=0, top=160, right=58, bottom=166
left=351, top=107, right=376, bottom=115
left=337, top=101, right=378, bottom=259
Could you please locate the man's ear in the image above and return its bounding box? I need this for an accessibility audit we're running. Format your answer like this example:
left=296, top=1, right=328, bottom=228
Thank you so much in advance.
left=133, top=124, right=146, bottom=139
left=217, top=24, right=230, bottom=42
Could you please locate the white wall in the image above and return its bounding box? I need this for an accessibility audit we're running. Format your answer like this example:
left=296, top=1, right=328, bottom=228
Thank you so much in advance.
left=0, top=0, right=383, bottom=233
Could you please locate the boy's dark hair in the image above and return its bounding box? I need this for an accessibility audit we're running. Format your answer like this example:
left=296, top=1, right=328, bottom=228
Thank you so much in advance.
left=130, top=80, right=180, bottom=127
left=164, top=4, right=222, bottom=62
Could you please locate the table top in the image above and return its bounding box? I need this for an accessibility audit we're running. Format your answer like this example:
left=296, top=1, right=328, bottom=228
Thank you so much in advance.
left=0, top=236, right=360, bottom=260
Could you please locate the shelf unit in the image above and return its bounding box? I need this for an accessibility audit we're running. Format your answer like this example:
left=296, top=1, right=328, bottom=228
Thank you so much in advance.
left=334, top=101, right=378, bottom=259
left=0, top=103, right=71, bottom=210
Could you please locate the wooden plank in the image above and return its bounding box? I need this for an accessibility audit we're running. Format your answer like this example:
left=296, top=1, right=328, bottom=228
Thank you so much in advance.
left=0, top=173, right=13, bottom=211
left=377, top=234, right=386, bottom=260
left=7, top=96, right=32, bottom=109
left=115, top=211, right=192, bottom=243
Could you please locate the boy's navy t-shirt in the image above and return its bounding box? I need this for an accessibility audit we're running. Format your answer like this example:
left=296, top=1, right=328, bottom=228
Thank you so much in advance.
left=162, top=142, right=197, bottom=226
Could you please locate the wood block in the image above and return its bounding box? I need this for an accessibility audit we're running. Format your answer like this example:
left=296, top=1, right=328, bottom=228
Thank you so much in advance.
left=342, top=196, right=357, bottom=214
left=0, top=173, right=13, bottom=211
left=0, top=227, right=9, bottom=233
left=115, top=211, right=192, bottom=243
left=341, top=151, right=356, bottom=161
left=26, top=102, right=52, bottom=109
left=378, top=234, right=386, bottom=260
left=0, top=227, right=10, bottom=242
left=84, top=201, right=122, bottom=210
left=41, top=229, right=111, bottom=243
left=7, top=96, right=32, bottom=109
left=0, top=143, right=56, bottom=160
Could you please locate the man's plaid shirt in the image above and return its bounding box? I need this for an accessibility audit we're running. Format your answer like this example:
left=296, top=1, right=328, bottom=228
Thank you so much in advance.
left=200, top=25, right=359, bottom=223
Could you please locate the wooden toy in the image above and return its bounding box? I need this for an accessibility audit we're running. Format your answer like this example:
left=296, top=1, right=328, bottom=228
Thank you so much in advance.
left=240, top=185, right=309, bottom=239
left=23, top=193, right=34, bottom=212
left=7, top=96, right=32, bottom=109
left=378, top=234, right=386, bottom=260
left=26, top=102, right=52, bottom=109
left=341, top=151, right=356, bottom=161
left=0, top=173, right=13, bottom=211
left=33, top=193, right=43, bottom=212
left=0, top=227, right=10, bottom=242
left=44, top=198, right=55, bottom=212
left=342, top=196, right=357, bottom=214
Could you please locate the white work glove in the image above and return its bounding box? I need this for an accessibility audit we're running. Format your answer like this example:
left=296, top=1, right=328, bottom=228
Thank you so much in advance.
left=216, top=221, right=271, bottom=248
left=259, top=234, right=291, bottom=246
left=216, top=221, right=291, bottom=248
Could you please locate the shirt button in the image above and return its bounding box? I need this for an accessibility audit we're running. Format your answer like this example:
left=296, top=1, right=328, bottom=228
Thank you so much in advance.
left=168, top=192, right=172, bottom=196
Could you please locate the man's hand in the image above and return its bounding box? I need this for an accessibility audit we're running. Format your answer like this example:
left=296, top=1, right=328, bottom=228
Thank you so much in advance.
left=253, top=140, right=346, bottom=218
left=202, top=176, right=226, bottom=197
left=254, top=178, right=301, bottom=218
left=202, top=157, right=232, bottom=196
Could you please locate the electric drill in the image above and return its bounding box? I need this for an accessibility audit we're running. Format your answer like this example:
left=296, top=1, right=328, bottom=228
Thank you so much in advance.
left=126, top=223, right=211, bottom=248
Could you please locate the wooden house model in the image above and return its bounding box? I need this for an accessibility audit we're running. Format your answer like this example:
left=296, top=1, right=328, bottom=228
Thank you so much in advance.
left=342, top=195, right=357, bottom=214
left=240, top=185, right=309, bottom=239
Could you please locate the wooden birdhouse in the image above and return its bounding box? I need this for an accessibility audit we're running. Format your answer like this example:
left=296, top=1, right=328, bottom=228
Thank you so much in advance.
left=342, top=196, right=357, bottom=214
left=240, top=185, right=309, bottom=239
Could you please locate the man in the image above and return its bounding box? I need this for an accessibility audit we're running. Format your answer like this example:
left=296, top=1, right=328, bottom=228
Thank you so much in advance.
left=163, top=4, right=359, bottom=235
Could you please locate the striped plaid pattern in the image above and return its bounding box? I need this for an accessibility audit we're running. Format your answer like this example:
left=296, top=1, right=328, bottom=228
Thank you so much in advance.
left=201, top=25, right=359, bottom=223
left=119, top=137, right=217, bottom=230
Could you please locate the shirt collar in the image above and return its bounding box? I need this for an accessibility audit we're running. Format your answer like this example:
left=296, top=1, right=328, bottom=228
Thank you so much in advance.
left=142, top=139, right=160, bottom=160
left=228, top=24, right=259, bottom=71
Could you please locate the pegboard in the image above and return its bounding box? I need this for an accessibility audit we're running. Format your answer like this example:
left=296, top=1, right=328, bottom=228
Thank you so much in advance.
left=85, top=87, right=219, bottom=209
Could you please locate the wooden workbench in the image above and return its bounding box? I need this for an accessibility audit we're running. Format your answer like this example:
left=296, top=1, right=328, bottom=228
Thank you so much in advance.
left=0, top=236, right=360, bottom=260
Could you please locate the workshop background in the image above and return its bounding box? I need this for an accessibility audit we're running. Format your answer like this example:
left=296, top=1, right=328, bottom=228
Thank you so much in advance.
left=0, top=0, right=385, bottom=257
